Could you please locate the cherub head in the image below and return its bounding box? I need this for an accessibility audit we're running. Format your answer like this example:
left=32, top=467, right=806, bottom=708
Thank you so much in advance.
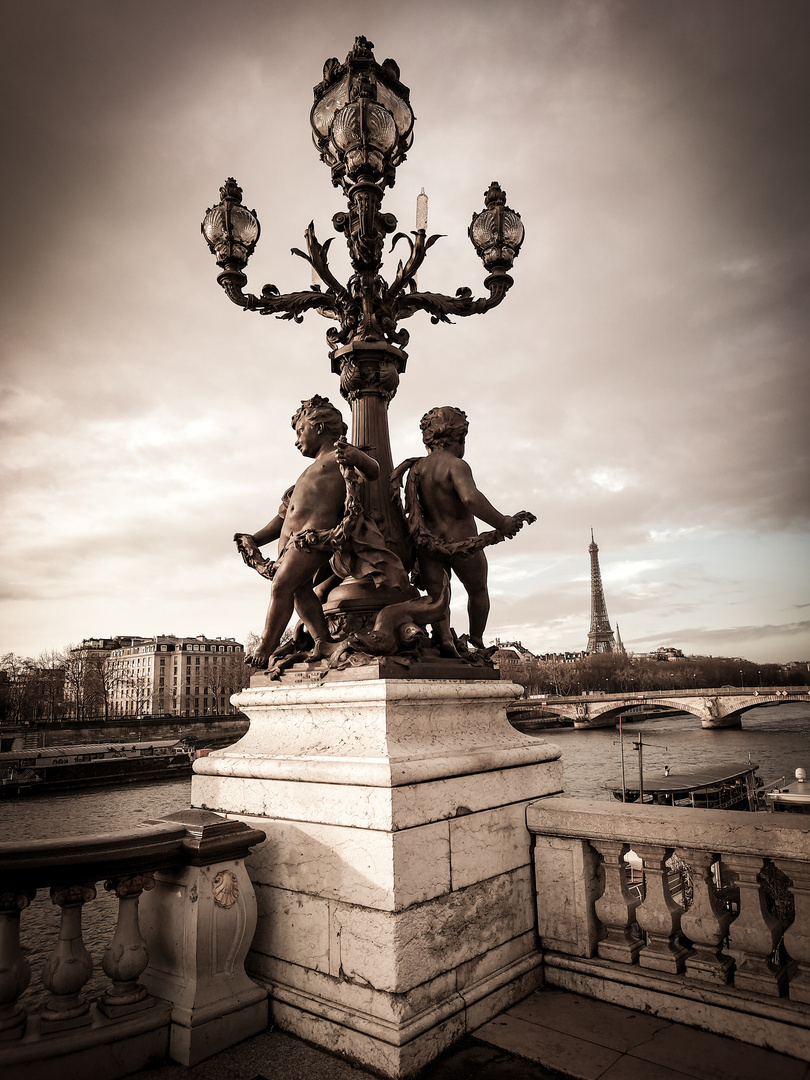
left=291, top=396, right=348, bottom=439
left=419, top=406, right=469, bottom=451
left=291, top=396, right=348, bottom=455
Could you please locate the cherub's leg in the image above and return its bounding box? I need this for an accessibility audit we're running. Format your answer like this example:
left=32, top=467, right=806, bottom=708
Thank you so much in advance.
left=288, top=567, right=339, bottom=648
left=419, top=555, right=458, bottom=657
left=452, top=550, right=490, bottom=649
left=251, top=548, right=329, bottom=667
left=294, top=580, right=333, bottom=643
left=252, top=588, right=295, bottom=668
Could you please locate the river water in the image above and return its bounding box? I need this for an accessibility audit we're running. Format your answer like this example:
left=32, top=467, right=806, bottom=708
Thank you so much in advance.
left=546, top=700, right=810, bottom=799
left=3, top=700, right=807, bottom=1008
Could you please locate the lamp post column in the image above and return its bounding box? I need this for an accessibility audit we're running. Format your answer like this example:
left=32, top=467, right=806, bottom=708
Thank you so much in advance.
left=331, top=339, right=410, bottom=565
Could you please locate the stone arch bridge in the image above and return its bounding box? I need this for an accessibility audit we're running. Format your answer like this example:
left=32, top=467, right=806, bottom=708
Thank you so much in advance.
left=508, top=686, right=809, bottom=730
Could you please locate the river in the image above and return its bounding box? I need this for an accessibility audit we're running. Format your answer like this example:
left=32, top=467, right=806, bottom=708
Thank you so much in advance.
left=3, top=700, right=807, bottom=1008
left=547, top=700, right=810, bottom=799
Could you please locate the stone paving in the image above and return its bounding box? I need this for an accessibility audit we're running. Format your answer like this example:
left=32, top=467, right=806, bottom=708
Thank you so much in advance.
left=133, top=988, right=809, bottom=1080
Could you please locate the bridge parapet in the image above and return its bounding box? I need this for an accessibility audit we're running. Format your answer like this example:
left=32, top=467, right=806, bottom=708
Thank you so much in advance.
left=0, top=811, right=267, bottom=1079
left=528, top=797, right=810, bottom=1059
left=509, top=687, right=809, bottom=729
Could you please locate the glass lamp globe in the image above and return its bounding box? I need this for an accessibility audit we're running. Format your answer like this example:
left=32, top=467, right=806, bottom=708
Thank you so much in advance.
left=469, top=182, right=524, bottom=272
left=202, top=178, right=260, bottom=269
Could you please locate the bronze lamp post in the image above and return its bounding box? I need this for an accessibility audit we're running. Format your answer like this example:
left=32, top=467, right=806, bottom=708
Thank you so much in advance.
left=202, top=33, right=523, bottom=576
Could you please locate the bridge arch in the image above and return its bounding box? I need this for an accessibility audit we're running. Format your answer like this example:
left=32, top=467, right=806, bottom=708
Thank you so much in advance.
left=584, top=700, right=711, bottom=726
left=509, top=688, right=809, bottom=730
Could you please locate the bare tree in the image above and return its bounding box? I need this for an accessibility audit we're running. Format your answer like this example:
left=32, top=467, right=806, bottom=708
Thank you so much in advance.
left=34, top=650, right=67, bottom=721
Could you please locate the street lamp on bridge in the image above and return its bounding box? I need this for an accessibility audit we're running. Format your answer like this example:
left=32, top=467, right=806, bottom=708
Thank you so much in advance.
left=201, top=35, right=524, bottom=583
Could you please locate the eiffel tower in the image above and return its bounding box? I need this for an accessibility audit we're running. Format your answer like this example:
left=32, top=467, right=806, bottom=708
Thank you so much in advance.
left=586, top=530, right=616, bottom=653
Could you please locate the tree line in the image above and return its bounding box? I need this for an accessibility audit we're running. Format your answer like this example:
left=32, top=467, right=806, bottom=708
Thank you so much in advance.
left=0, top=646, right=252, bottom=726
left=504, top=653, right=810, bottom=697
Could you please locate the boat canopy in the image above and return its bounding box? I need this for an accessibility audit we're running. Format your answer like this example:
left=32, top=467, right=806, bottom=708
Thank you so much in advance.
left=0, top=739, right=182, bottom=763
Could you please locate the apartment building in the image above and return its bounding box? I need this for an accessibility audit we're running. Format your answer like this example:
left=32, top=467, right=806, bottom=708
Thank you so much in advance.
left=106, top=635, right=245, bottom=717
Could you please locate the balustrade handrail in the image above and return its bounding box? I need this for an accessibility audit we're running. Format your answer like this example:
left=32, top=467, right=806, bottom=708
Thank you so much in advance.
left=0, top=808, right=267, bottom=1077
left=0, top=822, right=187, bottom=889
left=0, top=810, right=265, bottom=890
left=527, top=796, right=810, bottom=860
left=527, top=793, right=810, bottom=1059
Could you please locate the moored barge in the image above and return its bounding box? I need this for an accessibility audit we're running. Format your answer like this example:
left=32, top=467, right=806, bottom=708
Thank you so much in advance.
left=605, top=762, right=761, bottom=810
left=0, top=739, right=193, bottom=796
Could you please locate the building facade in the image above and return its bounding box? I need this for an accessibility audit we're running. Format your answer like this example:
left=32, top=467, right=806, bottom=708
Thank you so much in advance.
left=106, top=635, right=246, bottom=718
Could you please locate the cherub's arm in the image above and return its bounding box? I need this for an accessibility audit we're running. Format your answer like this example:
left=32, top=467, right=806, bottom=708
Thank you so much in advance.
left=450, top=459, right=515, bottom=532
left=235, top=514, right=284, bottom=548
left=334, top=439, right=380, bottom=482
left=252, top=516, right=285, bottom=546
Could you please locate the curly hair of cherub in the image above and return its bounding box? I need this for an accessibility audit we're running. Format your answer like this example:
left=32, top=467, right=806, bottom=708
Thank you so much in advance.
left=291, top=395, right=348, bottom=440
left=419, top=406, right=469, bottom=449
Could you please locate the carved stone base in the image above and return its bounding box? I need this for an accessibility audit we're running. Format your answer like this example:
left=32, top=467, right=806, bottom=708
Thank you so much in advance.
left=96, top=993, right=156, bottom=1020
left=0, top=1009, right=26, bottom=1041
left=684, top=948, right=735, bottom=984
left=597, top=935, right=643, bottom=964
left=259, top=941, right=543, bottom=1078
left=733, top=956, right=792, bottom=997
left=193, top=678, right=564, bottom=1077
left=638, top=937, right=689, bottom=973
left=788, top=963, right=810, bottom=1004
left=38, top=1010, right=93, bottom=1034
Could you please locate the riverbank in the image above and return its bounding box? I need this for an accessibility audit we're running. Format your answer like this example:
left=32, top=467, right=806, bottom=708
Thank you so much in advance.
left=0, top=713, right=248, bottom=751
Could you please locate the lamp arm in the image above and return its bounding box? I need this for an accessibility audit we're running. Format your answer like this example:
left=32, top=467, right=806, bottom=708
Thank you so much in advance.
left=215, top=267, right=342, bottom=323
left=292, top=223, right=350, bottom=301
left=386, top=230, right=445, bottom=300
left=393, top=271, right=513, bottom=325
left=253, top=286, right=343, bottom=324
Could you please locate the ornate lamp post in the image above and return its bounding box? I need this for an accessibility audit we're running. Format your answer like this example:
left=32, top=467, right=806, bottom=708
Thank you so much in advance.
left=202, top=37, right=522, bottom=552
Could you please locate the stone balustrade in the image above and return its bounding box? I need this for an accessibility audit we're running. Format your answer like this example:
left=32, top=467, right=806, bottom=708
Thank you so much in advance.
left=0, top=809, right=267, bottom=1080
left=527, top=797, right=810, bottom=1061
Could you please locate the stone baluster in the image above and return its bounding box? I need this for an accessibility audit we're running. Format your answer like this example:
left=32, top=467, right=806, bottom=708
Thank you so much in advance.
left=98, top=873, right=156, bottom=1018
left=591, top=840, right=642, bottom=963
left=41, top=883, right=96, bottom=1030
left=678, top=849, right=735, bottom=984
left=633, top=845, right=688, bottom=973
left=0, top=889, right=35, bottom=1040
left=774, top=858, right=810, bottom=1004
left=723, top=855, right=789, bottom=996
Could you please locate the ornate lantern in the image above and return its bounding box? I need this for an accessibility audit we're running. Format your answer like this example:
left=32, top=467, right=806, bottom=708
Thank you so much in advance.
left=469, top=182, right=524, bottom=272
left=201, top=178, right=261, bottom=269
left=310, top=36, right=414, bottom=189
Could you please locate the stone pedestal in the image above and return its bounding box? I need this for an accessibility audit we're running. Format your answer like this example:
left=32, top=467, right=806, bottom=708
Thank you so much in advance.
left=192, top=677, right=563, bottom=1078
left=139, top=811, right=269, bottom=1066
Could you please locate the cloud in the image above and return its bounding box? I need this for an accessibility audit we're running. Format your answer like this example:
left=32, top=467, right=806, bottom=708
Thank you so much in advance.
left=0, top=0, right=807, bottom=664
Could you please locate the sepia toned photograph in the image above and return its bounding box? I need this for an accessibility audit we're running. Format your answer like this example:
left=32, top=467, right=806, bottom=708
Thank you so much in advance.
left=1, top=3, right=808, bottom=1079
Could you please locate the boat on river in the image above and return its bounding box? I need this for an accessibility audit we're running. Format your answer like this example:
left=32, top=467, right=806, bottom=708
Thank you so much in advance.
left=605, top=762, right=761, bottom=810
left=0, top=739, right=194, bottom=797
left=765, top=768, right=810, bottom=814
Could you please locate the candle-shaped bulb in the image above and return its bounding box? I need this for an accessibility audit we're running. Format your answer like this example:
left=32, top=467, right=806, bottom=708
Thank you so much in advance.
left=416, top=188, right=428, bottom=232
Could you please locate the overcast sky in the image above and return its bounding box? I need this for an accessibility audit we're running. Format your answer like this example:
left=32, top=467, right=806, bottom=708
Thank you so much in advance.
left=1, top=0, right=808, bottom=665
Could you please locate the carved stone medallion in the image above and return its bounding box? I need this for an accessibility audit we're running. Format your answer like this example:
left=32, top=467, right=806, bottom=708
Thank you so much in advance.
left=212, top=870, right=239, bottom=909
